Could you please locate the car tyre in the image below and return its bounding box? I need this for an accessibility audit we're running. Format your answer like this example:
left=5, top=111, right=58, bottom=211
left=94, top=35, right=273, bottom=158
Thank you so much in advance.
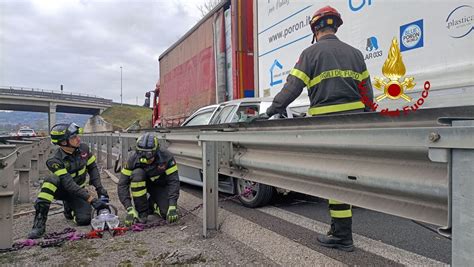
left=236, top=179, right=274, bottom=208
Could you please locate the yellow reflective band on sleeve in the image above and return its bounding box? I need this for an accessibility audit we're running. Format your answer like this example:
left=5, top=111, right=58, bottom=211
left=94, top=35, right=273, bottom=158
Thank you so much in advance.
left=308, top=101, right=365, bottom=116
left=308, top=69, right=370, bottom=88
left=51, top=139, right=59, bottom=143
left=131, top=181, right=146, bottom=188
left=42, top=182, right=57, bottom=192
left=54, top=168, right=68, bottom=176
left=330, top=209, right=353, bottom=218
left=38, top=192, right=54, bottom=202
left=131, top=189, right=147, bottom=197
left=121, top=168, right=132, bottom=176
left=329, top=199, right=344, bottom=205
left=290, top=68, right=310, bottom=87
left=80, top=181, right=87, bottom=188
left=150, top=175, right=160, bottom=182
left=78, top=167, right=86, bottom=176
left=87, top=155, right=96, bottom=166
left=165, top=165, right=178, bottom=175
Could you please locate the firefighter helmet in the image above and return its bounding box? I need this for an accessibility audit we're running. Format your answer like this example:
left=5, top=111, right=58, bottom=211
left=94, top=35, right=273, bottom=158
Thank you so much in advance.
left=310, top=6, right=343, bottom=34
left=50, top=123, right=83, bottom=145
left=136, top=133, right=159, bottom=163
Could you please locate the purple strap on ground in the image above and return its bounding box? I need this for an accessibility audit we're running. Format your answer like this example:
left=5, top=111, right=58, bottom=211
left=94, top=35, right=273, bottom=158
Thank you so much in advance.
left=22, top=239, right=37, bottom=247
left=131, top=223, right=144, bottom=232
left=67, top=232, right=83, bottom=241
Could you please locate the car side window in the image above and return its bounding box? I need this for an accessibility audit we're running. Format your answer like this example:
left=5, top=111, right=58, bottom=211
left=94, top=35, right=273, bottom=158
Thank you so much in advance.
left=212, top=105, right=236, bottom=124
left=231, top=104, right=260, bottom=123
left=183, top=110, right=215, bottom=126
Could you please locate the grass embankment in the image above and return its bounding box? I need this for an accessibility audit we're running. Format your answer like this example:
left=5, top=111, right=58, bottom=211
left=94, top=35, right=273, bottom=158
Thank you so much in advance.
left=101, top=104, right=152, bottom=130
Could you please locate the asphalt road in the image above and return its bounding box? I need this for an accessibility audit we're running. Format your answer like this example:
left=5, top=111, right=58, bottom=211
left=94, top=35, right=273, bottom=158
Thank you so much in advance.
left=180, top=183, right=451, bottom=265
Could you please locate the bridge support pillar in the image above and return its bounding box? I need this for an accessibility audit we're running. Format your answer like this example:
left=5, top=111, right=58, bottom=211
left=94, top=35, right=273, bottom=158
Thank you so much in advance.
left=48, top=103, right=56, bottom=130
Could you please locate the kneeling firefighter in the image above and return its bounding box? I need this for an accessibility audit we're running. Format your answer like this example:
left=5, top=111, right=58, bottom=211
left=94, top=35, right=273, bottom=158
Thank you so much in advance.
left=28, top=123, right=109, bottom=239
left=118, top=133, right=180, bottom=226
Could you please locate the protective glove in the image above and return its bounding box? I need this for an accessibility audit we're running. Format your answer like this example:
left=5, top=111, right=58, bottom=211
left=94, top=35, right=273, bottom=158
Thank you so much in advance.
left=91, top=198, right=108, bottom=210
left=125, top=207, right=138, bottom=226
left=96, top=187, right=109, bottom=199
left=167, top=205, right=178, bottom=223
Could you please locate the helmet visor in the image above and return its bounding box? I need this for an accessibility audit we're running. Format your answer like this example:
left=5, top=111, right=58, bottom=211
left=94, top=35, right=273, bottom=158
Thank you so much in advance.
left=67, top=123, right=83, bottom=137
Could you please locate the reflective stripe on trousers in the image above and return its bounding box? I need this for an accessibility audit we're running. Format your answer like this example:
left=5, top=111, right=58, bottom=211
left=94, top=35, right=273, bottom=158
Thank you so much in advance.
left=329, top=199, right=352, bottom=218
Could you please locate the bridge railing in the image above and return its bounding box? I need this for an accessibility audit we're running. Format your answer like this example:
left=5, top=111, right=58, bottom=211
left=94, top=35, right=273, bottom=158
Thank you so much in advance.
left=0, top=138, right=51, bottom=249
left=0, top=86, right=113, bottom=105
left=82, top=113, right=474, bottom=266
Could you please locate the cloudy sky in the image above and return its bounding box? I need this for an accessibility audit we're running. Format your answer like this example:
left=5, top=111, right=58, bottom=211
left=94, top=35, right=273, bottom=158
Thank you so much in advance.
left=0, top=0, right=210, bottom=105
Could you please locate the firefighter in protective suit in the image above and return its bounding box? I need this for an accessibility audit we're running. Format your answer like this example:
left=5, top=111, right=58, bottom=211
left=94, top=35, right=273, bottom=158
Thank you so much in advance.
left=28, top=123, right=109, bottom=239
left=266, top=6, right=374, bottom=252
left=118, top=133, right=180, bottom=226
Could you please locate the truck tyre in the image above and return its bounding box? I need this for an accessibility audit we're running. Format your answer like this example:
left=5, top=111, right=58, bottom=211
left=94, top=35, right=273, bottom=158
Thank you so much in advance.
left=236, top=179, right=275, bottom=208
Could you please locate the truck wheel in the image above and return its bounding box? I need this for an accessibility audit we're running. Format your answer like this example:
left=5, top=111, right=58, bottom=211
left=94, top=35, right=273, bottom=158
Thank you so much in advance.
left=236, top=179, right=274, bottom=208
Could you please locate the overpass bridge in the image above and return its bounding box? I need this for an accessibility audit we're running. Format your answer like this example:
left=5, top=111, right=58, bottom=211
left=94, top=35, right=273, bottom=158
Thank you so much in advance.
left=0, top=86, right=113, bottom=129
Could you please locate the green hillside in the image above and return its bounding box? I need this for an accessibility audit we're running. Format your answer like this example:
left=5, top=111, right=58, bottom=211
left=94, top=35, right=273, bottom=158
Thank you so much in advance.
left=101, top=104, right=152, bottom=130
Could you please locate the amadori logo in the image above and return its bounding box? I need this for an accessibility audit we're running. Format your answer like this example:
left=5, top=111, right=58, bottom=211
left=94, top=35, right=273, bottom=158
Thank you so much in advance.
left=446, top=5, right=473, bottom=38
left=359, top=38, right=431, bottom=117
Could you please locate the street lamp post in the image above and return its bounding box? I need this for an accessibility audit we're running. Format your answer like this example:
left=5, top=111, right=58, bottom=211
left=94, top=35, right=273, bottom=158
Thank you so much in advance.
left=120, top=66, right=123, bottom=106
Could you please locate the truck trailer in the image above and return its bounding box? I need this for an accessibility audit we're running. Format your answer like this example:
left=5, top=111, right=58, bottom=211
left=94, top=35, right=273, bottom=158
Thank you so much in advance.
left=155, top=0, right=254, bottom=127
left=154, top=0, right=473, bottom=126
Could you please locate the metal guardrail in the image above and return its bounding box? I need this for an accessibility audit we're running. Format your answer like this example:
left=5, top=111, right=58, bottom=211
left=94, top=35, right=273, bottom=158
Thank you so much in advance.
left=0, top=138, right=51, bottom=249
left=0, top=86, right=113, bottom=105
left=82, top=109, right=474, bottom=266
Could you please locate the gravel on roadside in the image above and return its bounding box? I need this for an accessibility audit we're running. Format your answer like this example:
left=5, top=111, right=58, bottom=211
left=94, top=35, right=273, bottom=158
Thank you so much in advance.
left=1, top=172, right=276, bottom=266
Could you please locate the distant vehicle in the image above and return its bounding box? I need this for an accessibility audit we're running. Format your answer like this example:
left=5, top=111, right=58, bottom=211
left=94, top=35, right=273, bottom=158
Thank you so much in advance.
left=179, top=97, right=309, bottom=208
left=17, top=127, right=36, bottom=137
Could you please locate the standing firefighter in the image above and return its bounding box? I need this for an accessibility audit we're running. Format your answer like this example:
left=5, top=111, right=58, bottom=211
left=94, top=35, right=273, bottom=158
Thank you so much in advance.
left=28, top=123, right=109, bottom=239
left=266, top=6, right=374, bottom=252
left=118, top=133, right=180, bottom=226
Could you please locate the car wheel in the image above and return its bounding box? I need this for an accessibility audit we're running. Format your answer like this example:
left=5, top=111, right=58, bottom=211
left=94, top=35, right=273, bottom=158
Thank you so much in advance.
left=236, top=179, right=274, bottom=208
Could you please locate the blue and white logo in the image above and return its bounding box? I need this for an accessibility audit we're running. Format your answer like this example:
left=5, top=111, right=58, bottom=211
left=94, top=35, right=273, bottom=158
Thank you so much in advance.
left=446, top=5, right=473, bottom=38
left=269, top=59, right=283, bottom=86
left=349, top=0, right=373, bottom=12
left=364, top=36, right=383, bottom=60
left=400, top=19, right=424, bottom=52
left=366, top=36, right=379, bottom=51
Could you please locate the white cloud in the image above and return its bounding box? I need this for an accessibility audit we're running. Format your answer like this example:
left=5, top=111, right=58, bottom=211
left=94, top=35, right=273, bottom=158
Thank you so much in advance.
left=0, top=0, right=211, bottom=105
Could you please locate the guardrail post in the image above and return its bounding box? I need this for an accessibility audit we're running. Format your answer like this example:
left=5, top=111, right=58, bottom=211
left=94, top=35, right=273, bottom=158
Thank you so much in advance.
left=202, top=139, right=218, bottom=237
left=106, top=135, right=112, bottom=169
left=0, top=145, right=17, bottom=249
left=37, top=141, right=45, bottom=173
left=29, top=141, right=40, bottom=183
left=97, top=136, right=103, bottom=165
left=14, top=144, right=33, bottom=204
left=451, top=120, right=474, bottom=266
left=121, top=136, right=130, bottom=166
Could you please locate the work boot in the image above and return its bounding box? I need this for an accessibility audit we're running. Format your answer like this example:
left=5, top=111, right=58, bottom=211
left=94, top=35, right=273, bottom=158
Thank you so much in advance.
left=63, top=201, right=73, bottom=220
left=27, top=202, right=50, bottom=239
left=318, top=217, right=353, bottom=252
left=317, top=234, right=354, bottom=252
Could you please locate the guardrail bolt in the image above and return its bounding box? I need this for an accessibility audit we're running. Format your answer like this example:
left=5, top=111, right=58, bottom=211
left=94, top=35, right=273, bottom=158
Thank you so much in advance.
left=429, top=132, right=441, bottom=142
